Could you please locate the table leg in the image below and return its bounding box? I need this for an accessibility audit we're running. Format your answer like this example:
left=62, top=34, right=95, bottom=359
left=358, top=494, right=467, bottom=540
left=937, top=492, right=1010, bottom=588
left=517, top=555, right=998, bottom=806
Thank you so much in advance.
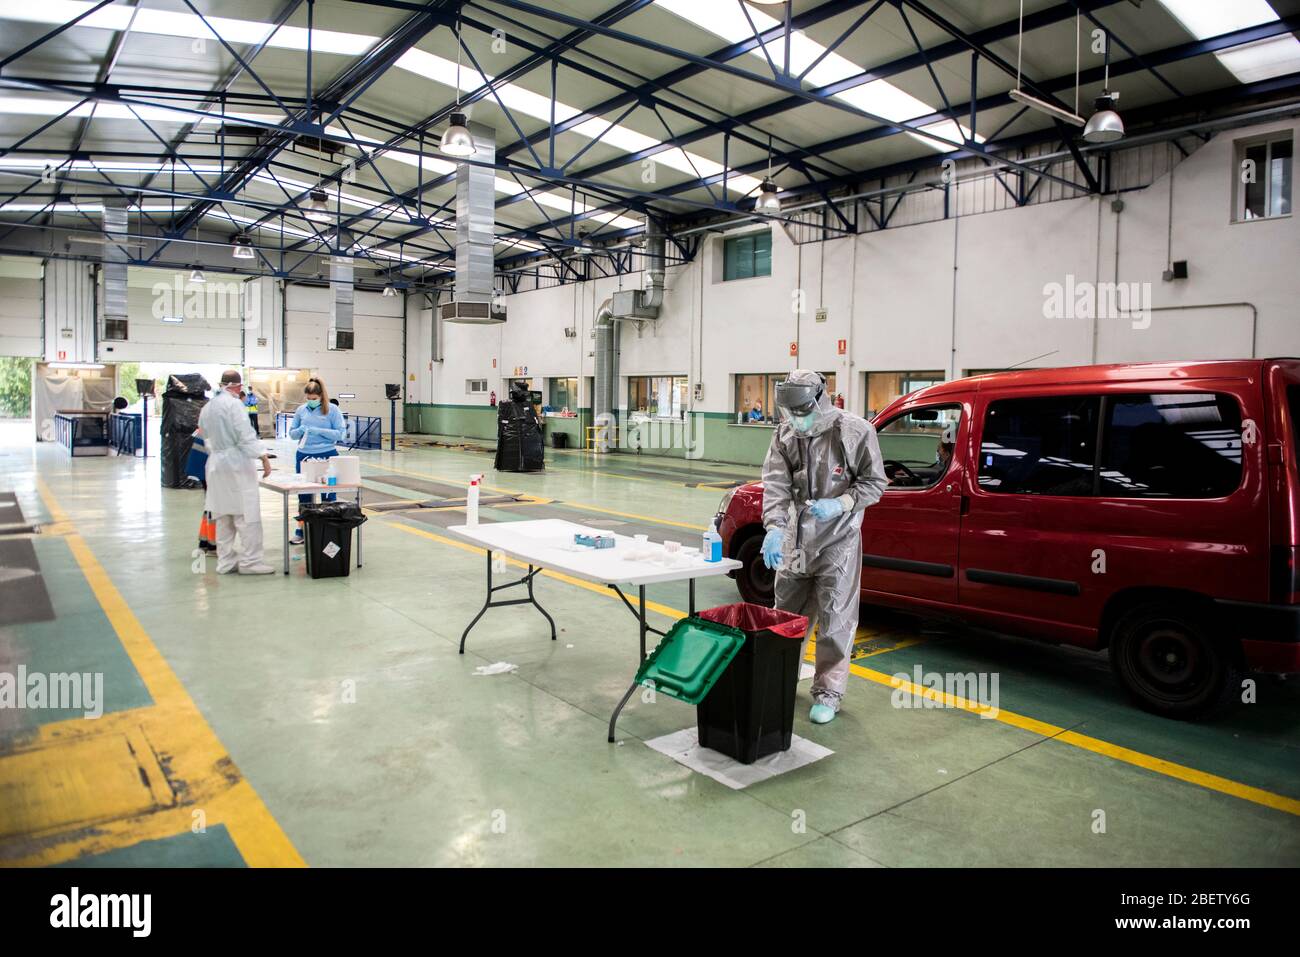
left=356, top=486, right=363, bottom=568
left=282, top=492, right=289, bottom=575
left=608, top=585, right=652, bottom=743
left=459, top=552, right=558, bottom=654
left=689, top=578, right=696, bottom=615
left=459, top=550, right=494, bottom=654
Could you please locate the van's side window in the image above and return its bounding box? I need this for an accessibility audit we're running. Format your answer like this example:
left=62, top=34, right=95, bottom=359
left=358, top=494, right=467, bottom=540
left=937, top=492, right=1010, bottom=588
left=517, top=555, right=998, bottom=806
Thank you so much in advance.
left=978, top=396, right=1099, bottom=496
left=877, top=405, right=961, bottom=489
left=1099, top=393, right=1243, bottom=498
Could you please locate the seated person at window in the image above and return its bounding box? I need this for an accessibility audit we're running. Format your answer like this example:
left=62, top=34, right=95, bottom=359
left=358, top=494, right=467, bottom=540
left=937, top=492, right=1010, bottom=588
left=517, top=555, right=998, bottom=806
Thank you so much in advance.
left=887, top=423, right=956, bottom=487
left=748, top=399, right=765, bottom=423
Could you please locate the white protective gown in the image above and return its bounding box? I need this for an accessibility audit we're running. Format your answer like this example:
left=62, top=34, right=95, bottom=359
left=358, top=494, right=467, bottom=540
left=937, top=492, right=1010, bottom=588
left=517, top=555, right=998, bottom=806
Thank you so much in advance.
left=198, top=388, right=265, bottom=571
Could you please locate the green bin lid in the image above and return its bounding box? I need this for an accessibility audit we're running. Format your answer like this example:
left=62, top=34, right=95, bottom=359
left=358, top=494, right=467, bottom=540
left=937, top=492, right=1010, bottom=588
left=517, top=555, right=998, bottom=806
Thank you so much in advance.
left=634, top=617, right=746, bottom=706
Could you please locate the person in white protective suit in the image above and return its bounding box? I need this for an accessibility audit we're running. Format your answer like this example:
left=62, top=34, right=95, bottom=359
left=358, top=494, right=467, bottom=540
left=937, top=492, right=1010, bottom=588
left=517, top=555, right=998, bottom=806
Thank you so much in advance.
left=760, top=370, right=888, bottom=724
left=197, top=370, right=274, bottom=575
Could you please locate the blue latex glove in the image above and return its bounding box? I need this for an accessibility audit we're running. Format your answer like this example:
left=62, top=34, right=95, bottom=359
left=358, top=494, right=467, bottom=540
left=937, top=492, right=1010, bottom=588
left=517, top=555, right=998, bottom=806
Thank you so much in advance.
left=809, top=498, right=845, bottom=521
left=761, top=527, right=784, bottom=570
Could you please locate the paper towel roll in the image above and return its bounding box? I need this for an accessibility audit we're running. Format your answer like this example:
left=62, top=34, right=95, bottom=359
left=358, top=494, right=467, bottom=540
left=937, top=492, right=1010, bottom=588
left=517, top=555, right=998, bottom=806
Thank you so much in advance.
left=333, top=455, right=361, bottom=485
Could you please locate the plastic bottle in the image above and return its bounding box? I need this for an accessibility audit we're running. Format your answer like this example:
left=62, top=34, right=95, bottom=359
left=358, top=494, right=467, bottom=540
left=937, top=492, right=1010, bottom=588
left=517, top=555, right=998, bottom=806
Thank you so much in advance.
left=467, top=473, right=482, bottom=526
left=325, top=461, right=338, bottom=487
left=703, top=520, right=722, bottom=563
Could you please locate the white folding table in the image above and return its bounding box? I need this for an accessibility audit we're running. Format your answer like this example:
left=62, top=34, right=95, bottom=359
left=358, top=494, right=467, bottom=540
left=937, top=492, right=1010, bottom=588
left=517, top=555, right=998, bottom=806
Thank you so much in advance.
left=259, top=472, right=365, bottom=575
left=447, top=518, right=741, bottom=741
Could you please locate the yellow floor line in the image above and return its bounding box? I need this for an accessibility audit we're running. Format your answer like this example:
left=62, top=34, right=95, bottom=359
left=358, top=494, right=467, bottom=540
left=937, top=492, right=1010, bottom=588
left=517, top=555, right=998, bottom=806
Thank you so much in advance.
left=387, top=515, right=1298, bottom=818
left=368, top=462, right=708, bottom=531
left=846, top=663, right=1300, bottom=817
left=555, top=501, right=709, bottom=532
left=1, top=480, right=306, bottom=867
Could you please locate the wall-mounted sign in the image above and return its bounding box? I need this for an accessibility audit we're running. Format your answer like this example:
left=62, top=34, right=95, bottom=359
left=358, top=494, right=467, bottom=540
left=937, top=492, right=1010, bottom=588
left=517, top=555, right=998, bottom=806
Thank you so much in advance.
left=837, top=339, right=847, bottom=355
left=789, top=341, right=798, bottom=357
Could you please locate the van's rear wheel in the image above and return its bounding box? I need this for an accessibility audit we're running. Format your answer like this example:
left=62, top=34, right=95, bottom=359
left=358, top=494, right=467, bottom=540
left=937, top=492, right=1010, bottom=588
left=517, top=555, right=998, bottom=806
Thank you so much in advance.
left=735, top=534, right=775, bottom=607
left=1109, top=602, right=1239, bottom=720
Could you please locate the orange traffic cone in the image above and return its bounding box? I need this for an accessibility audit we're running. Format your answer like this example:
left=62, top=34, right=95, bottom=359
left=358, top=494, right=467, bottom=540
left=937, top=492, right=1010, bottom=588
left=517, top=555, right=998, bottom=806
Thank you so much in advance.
left=198, top=511, right=217, bottom=552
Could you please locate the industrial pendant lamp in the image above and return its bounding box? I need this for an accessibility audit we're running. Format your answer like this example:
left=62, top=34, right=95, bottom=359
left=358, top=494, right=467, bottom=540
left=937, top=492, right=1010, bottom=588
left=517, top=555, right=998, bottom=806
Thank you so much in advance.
left=231, top=234, right=255, bottom=260
left=189, top=234, right=205, bottom=283
left=441, top=16, right=476, bottom=158
left=756, top=136, right=781, bottom=212
left=304, top=188, right=332, bottom=223
left=1083, top=32, right=1124, bottom=144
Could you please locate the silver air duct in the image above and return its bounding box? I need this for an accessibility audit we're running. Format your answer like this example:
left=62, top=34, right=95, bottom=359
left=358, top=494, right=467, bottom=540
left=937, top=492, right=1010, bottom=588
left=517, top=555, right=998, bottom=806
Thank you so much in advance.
left=592, top=218, right=665, bottom=451
left=101, top=203, right=129, bottom=340
left=329, top=232, right=354, bottom=350
left=443, top=121, right=505, bottom=324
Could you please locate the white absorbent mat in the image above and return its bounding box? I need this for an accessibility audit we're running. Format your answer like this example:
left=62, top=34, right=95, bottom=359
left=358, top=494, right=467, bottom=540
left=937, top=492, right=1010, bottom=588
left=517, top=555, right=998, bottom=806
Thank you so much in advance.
left=644, top=727, right=833, bottom=790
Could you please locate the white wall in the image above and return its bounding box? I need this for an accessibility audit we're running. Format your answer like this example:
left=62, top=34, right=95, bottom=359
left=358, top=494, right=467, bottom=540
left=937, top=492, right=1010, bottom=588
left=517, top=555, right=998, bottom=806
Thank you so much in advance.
left=0, top=258, right=42, bottom=357
left=420, top=118, right=1299, bottom=417
left=284, top=284, right=404, bottom=419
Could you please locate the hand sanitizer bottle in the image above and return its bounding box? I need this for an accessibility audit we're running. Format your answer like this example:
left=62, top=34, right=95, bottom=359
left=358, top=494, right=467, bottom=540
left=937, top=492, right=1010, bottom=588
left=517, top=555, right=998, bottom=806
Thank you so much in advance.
left=325, top=461, right=338, bottom=487
left=467, top=474, right=482, bottom=526
left=703, top=519, right=722, bottom=562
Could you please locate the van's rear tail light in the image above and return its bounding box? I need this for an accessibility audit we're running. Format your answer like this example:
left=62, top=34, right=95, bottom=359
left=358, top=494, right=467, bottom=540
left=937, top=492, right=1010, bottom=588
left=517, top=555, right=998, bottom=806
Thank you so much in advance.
left=1271, top=546, right=1300, bottom=604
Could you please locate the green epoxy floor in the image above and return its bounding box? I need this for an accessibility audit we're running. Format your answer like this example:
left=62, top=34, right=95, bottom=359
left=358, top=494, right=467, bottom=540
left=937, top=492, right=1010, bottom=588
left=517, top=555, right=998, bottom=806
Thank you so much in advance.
left=2, top=420, right=1298, bottom=867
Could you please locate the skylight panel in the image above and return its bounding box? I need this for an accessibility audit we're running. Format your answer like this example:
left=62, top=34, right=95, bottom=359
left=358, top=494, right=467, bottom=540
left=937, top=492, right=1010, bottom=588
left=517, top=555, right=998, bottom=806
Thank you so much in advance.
left=1157, top=0, right=1300, bottom=83
left=653, top=0, right=980, bottom=152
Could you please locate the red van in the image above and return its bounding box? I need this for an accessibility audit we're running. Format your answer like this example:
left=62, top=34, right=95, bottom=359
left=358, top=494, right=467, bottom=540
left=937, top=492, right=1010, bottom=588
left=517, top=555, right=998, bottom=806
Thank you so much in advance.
left=716, top=360, right=1300, bottom=719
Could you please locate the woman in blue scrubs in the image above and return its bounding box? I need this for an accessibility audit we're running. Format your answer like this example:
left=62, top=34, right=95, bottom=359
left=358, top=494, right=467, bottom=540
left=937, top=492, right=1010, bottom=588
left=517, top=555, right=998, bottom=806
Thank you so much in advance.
left=288, top=376, right=345, bottom=544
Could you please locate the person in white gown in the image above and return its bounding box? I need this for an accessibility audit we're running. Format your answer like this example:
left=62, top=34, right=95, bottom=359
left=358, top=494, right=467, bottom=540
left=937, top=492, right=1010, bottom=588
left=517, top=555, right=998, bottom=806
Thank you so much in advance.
left=197, top=369, right=274, bottom=575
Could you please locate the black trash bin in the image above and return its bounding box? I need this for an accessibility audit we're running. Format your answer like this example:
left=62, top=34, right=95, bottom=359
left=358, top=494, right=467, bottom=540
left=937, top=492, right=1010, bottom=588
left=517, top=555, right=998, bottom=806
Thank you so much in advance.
left=551, top=431, right=569, bottom=450
left=695, top=603, right=809, bottom=764
left=295, top=501, right=367, bottom=579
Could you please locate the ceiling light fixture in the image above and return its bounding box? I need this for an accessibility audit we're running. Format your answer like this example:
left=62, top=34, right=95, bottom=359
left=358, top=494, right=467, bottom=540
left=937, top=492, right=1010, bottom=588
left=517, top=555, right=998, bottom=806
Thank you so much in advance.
left=756, top=136, right=781, bottom=212
left=1082, top=30, right=1125, bottom=144
left=231, top=234, right=255, bottom=260
left=441, top=14, right=476, bottom=158
left=1007, top=1, right=1086, bottom=127
left=382, top=284, right=396, bottom=297
left=304, top=188, right=332, bottom=222
left=189, top=267, right=206, bottom=283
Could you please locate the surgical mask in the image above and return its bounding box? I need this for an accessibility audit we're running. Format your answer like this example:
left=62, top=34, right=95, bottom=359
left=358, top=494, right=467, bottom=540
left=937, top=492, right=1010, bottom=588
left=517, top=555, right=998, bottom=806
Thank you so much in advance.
left=791, top=412, right=816, bottom=433
left=306, top=399, right=320, bottom=410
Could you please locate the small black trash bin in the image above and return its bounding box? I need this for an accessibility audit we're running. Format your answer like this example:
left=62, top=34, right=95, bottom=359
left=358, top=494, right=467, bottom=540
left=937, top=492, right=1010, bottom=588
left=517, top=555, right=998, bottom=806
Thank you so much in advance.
left=695, top=603, right=809, bottom=764
left=551, top=431, right=569, bottom=450
left=295, top=501, right=367, bottom=579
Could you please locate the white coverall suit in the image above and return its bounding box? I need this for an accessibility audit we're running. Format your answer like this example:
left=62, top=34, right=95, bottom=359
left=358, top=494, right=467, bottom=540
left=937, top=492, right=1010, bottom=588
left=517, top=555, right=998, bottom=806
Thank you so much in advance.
left=198, top=389, right=266, bottom=573
left=761, top=375, right=887, bottom=710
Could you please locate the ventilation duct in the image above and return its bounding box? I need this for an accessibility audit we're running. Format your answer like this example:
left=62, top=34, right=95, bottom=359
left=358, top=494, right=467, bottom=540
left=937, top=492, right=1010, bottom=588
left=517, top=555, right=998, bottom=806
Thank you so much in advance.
left=592, top=218, right=665, bottom=452
left=329, top=233, right=355, bottom=350
left=101, top=203, right=130, bottom=342
left=442, top=121, right=505, bottom=324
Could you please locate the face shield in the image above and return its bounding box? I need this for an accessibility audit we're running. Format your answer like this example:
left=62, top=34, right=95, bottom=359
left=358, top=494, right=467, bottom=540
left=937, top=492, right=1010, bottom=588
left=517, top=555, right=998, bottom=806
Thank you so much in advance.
left=775, top=375, right=825, bottom=433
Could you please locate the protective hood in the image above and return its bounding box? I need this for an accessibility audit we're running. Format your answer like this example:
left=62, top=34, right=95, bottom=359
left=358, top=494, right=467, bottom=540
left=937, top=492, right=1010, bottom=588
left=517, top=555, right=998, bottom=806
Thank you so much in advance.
left=776, top=369, right=837, bottom=436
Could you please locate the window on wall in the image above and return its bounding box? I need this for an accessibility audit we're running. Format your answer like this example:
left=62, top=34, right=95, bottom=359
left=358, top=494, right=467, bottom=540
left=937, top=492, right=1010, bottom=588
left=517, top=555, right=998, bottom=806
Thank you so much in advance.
left=722, top=230, right=772, bottom=281
left=628, top=375, right=688, bottom=419
left=466, top=379, right=488, bottom=395
left=102, top=319, right=128, bottom=341
left=548, top=376, right=577, bottom=410
left=735, top=372, right=837, bottom=424
left=865, top=370, right=944, bottom=418
left=1235, top=133, right=1292, bottom=221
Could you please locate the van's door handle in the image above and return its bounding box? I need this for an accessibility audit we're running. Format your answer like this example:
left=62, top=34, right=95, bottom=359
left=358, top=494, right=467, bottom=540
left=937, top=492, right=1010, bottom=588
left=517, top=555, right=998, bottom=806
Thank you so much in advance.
left=960, top=495, right=970, bottom=516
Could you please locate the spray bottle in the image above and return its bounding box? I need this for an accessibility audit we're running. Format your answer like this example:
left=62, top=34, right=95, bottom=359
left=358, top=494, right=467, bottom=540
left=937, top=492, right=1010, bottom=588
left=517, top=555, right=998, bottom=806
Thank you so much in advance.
left=467, top=473, right=483, bottom=526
